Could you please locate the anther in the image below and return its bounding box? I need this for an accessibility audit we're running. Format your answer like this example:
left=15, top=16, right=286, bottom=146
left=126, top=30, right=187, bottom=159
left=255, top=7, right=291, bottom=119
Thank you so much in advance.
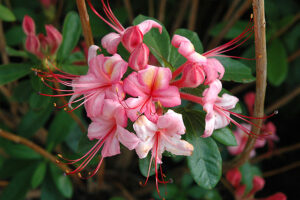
left=250, top=13, right=253, bottom=19
left=274, top=110, right=278, bottom=115
left=55, top=159, right=60, bottom=164
left=57, top=154, right=63, bottom=158
left=53, top=102, right=57, bottom=107
left=78, top=173, right=82, bottom=178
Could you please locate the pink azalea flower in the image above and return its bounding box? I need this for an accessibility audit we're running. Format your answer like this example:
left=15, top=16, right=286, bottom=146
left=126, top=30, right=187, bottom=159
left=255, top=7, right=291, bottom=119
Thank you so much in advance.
left=59, top=99, right=140, bottom=178
left=86, top=0, right=162, bottom=71
left=225, top=168, right=287, bottom=200
left=38, top=45, right=128, bottom=118
left=123, top=66, right=181, bottom=122
left=22, top=15, right=62, bottom=59
left=133, top=110, right=193, bottom=195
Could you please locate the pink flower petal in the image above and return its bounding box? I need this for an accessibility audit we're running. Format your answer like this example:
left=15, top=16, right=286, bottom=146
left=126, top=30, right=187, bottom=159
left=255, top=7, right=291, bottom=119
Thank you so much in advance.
left=124, top=72, right=149, bottom=97
left=102, top=133, right=120, bottom=157
left=45, top=25, right=62, bottom=54
left=157, top=110, right=185, bottom=135
left=101, top=32, right=121, bottom=54
left=87, top=119, right=113, bottom=140
left=22, top=15, right=35, bottom=35
left=128, top=43, right=149, bottom=71
left=215, top=93, right=239, bottom=110
left=121, top=26, right=143, bottom=52
left=137, top=19, right=162, bottom=35
left=88, top=45, right=101, bottom=63
left=116, top=125, right=140, bottom=150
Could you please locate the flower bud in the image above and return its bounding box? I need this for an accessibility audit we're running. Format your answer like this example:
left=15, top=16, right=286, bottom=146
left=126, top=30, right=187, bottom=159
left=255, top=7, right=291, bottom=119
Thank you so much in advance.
left=263, top=192, right=287, bottom=200
left=249, top=176, right=265, bottom=196
left=101, top=32, right=121, bottom=54
left=226, top=168, right=242, bottom=188
left=121, top=26, right=143, bottom=52
left=22, top=15, right=35, bottom=35
left=25, top=35, right=41, bottom=57
left=45, top=25, right=62, bottom=54
left=128, top=43, right=149, bottom=71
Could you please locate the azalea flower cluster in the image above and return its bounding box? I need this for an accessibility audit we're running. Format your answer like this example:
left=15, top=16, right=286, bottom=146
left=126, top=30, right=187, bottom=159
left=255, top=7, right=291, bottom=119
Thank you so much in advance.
left=226, top=168, right=286, bottom=200
left=31, top=0, right=270, bottom=195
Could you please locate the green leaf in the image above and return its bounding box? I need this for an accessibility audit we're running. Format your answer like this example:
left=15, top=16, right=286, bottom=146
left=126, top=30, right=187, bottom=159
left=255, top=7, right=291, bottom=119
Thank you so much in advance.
left=152, top=184, right=178, bottom=199
left=0, top=159, right=35, bottom=179
left=12, top=80, right=33, bottom=103
left=47, top=110, right=76, bottom=151
left=210, top=20, right=249, bottom=39
left=0, top=63, right=32, bottom=85
left=169, top=28, right=204, bottom=68
left=5, top=26, right=26, bottom=46
left=6, top=46, right=28, bottom=58
left=0, top=163, right=36, bottom=200
left=0, top=5, right=16, bottom=21
left=50, top=163, right=73, bottom=198
left=29, top=85, right=52, bottom=111
left=267, top=39, right=288, bottom=86
left=139, top=153, right=156, bottom=178
left=240, top=162, right=262, bottom=193
left=41, top=173, right=65, bottom=200
left=31, top=162, right=47, bottom=188
left=216, top=57, right=255, bottom=83
left=133, top=15, right=170, bottom=67
left=3, top=143, right=41, bottom=159
left=57, top=12, right=82, bottom=63
left=61, top=65, right=88, bottom=75
left=212, top=127, right=237, bottom=146
left=183, top=110, right=222, bottom=189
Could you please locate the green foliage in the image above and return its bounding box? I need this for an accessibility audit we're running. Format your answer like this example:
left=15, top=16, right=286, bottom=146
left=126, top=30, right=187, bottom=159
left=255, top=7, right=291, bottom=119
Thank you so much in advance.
left=210, top=20, right=250, bottom=39
left=240, top=162, right=262, bottom=192
left=139, top=153, right=157, bottom=177
left=31, top=162, right=47, bottom=188
left=57, top=12, right=82, bottom=63
left=50, top=163, right=73, bottom=198
left=0, top=4, right=16, bottom=21
left=0, top=63, right=32, bottom=85
left=212, top=127, right=237, bottom=146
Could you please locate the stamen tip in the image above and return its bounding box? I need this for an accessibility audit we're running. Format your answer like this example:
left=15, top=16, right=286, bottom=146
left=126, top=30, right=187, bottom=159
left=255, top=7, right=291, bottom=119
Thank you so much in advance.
left=274, top=110, right=278, bottom=115
left=53, top=103, right=57, bottom=107
left=57, top=154, right=63, bottom=158
left=78, top=173, right=82, bottom=178
left=169, top=178, right=174, bottom=184
left=55, top=159, right=60, bottom=164
left=250, top=13, right=253, bottom=19
left=139, top=181, right=143, bottom=186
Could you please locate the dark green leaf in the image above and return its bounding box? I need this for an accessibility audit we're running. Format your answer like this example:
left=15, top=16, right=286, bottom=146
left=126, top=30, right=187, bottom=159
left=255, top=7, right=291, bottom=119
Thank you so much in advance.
left=181, top=173, right=194, bottom=188
left=50, top=163, right=73, bottom=198
left=210, top=21, right=249, bottom=39
left=0, top=159, right=35, bottom=179
left=63, top=51, right=85, bottom=64
left=183, top=110, right=222, bottom=189
left=5, top=26, right=26, bottom=46
left=212, top=127, right=237, bottom=146
left=267, top=39, right=288, bottom=86
left=31, top=162, right=47, bottom=188
left=217, top=57, right=255, bottom=83
left=57, top=12, right=82, bottom=63
left=4, top=143, right=41, bottom=159
left=139, top=153, right=156, bottom=178
left=152, top=184, right=178, bottom=199
left=12, top=80, right=33, bottom=103
left=0, top=163, right=36, bottom=200
left=6, top=46, right=28, bottom=58
left=29, top=85, right=52, bottom=111
left=0, top=5, right=16, bottom=21
left=61, top=65, right=88, bottom=75
left=41, top=172, right=65, bottom=200
left=133, top=15, right=170, bottom=67
left=240, top=162, right=262, bottom=193
left=65, top=122, right=85, bottom=152
left=169, top=29, right=204, bottom=68
left=0, top=63, right=32, bottom=85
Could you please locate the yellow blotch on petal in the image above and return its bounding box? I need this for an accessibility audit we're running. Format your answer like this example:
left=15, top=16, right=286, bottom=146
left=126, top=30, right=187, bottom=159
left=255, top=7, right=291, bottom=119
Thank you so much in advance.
left=141, top=67, right=155, bottom=88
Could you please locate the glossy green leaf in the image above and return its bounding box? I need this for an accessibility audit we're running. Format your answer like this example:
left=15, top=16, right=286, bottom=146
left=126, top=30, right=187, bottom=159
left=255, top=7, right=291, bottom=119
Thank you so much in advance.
left=0, top=63, right=32, bottom=85
left=212, top=127, right=237, bottom=146
left=50, top=163, right=73, bottom=198
left=57, top=12, right=82, bottom=63
left=217, top=57, right=255, bottom=83
left=139, top=153, right=156, bottom=178
left=169, top=28, right=204, bottom=68
left=0, top=5, right=16, bottom=21
left=61, top=65, right=88, bottom=75
left=31, top=162, right=47, bottom=188
left=6, top=46, right=28, bottom=58
left=41, top=173, right=65, bottom=200
left=267, top=39, right=288, bottom=86
left=133, top=15, right=170, bottom=67
left=183, top=110, right=222, bottom=189
left=0, top=163, right=36, bottom=200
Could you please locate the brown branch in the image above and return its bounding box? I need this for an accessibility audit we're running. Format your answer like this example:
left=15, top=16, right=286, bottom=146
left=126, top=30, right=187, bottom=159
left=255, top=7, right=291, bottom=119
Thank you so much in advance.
left=287, top=48, right=300, bottom=63
left=188, top=0, right=199, bottom=31
left=269, top=12, right=300, bottom=42
left=148, top=0, right=154, bottom=17
left=207, top=0, right=251, bottom=50
left=225, top=0, right=267, bottom=172
left=114, top=182, right=135, bottom=200
left=171, top=0, right=190, bottom=34
left=123, top=0, right=134, bottom=23
left=157, top=0, right=167, bottom=22
left=223, top=0, right=241, bottom=21
left=251, top=142, right=300, bottom=164
left=0, top=129, right=84, bottom=188
left=220, top=177, right=235, bottom=196
left=0, top=180, right=9, bottom=187
left=265, top=86, right=300, bottom=114
left=263, top=161, right=300, bottom=178
left=0, top=20, right=9, bottom=64
left=76, top=0, right=94, bottom=47
left=230, top=82, right=255, bottom=95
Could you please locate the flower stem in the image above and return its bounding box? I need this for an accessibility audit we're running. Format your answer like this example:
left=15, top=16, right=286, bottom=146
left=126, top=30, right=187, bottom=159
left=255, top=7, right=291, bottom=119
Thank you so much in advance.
left=225, top=0, right=268, bottom=171
left=263, top=161, right=300, bottom=178
left=76, top=0, right=94, bottom=47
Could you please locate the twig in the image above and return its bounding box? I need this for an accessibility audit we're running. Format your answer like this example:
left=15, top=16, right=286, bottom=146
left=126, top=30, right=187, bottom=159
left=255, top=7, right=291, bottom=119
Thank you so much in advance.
left=0, top=20, right=9, bottom=64
left=0, top=129, right=84, bottom=188
left=188, top=0, right=199, bottom=31
left=263, top=161, right=300, bottom=178
left=230, top=82, right=255, bottom=95
left=265, top=86, right=300, bottom=114
left=225, top=0, right=267, bottom=172
left=207, top=0, right=251, bottom=50
left=0, top=180, right=9, bottom=187
left=123, top=0, right=134, bottom=23
left=287, top=48, right=300, bottom=63
left=220, top=177, right=235, bottom=196
left=171, top=0, right=190, bottom=34
left=114, top=182, right=136, bottom=200
left=76, top=0, right=94, bottom=47
left=251, top=142, right=300, bottom=164
left=269, top=12, right=300, bottom=42
left=223, top=0, right=241, bottom=21
left=157, top=0, right=167, bottom=22
left=148, top=0, right=154, bottom=17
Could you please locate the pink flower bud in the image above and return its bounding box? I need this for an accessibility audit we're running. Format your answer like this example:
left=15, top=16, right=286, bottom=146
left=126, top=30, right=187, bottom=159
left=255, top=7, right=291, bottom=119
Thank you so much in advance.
left=22, top=15, right=35, bottom=35
left=244, top=92, right=255, bottom=115
left=121, top=26, right=143, bottom=52
left=263, top=192, right=287, bottom=200
left=249, top=176, right=265, bottom=196
left=226, top=168, right=242, bottom=188
left=172, top=63, right=205, bottom=88
left=235, top=184, right=246, bottom=198
left=45, top=25, right=62, bottom=54
left=128, top=43, right=149, bottom=71
left=25, top=35, right=41, bottom=57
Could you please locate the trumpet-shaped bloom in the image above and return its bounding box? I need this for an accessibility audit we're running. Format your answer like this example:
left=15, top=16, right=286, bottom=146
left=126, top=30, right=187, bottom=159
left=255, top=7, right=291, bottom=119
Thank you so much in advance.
left=22, top=15, right=62, bottom=59
left=61, top=99, right=139, bottom=178
left=38, top=45, right=128, bottom=118
left=133, top=110, right=193, bottom=194
left=87, top=0, right=162, bottom=71
left=123, top=66, right=181, bottom=122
